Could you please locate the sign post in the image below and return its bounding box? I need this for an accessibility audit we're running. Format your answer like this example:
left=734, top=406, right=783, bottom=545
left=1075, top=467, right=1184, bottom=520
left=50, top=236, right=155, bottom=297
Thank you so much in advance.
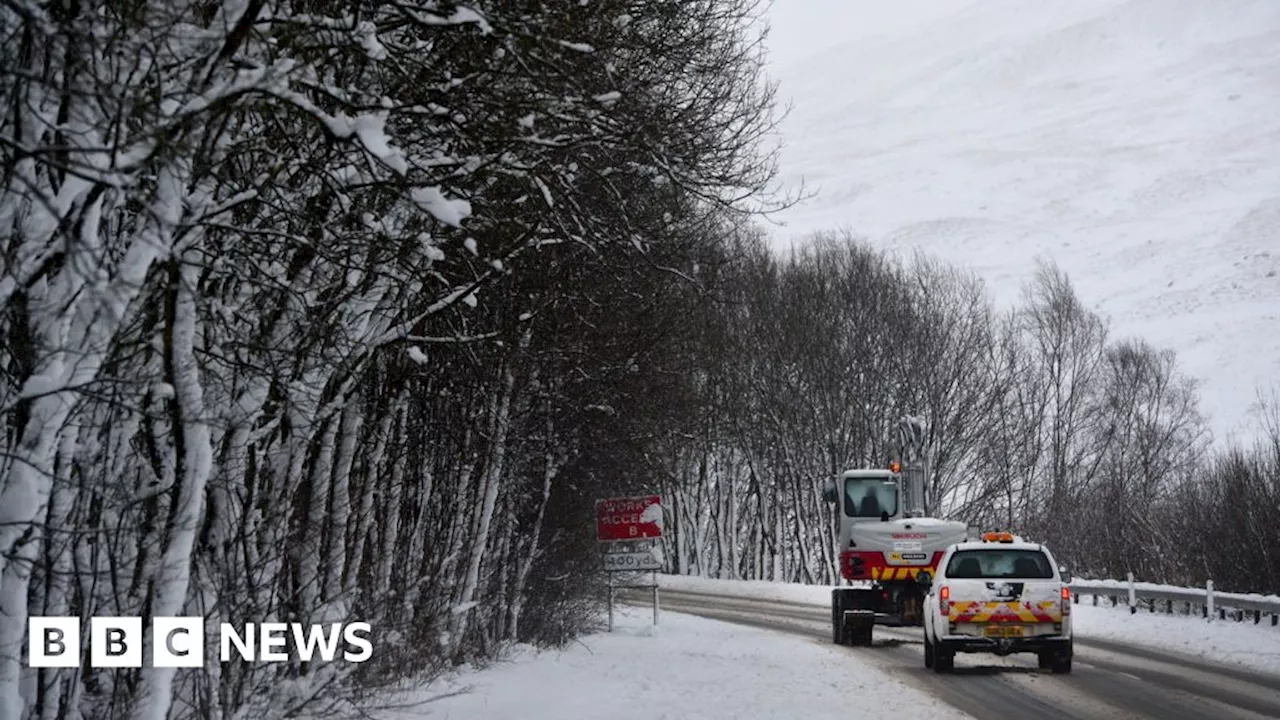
left=596, top=496, right=663, bottom=630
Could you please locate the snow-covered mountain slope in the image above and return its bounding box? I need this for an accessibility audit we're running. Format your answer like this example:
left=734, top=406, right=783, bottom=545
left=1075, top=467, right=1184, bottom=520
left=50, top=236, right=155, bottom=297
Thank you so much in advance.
left=765, top=0, right=1280, bottom=442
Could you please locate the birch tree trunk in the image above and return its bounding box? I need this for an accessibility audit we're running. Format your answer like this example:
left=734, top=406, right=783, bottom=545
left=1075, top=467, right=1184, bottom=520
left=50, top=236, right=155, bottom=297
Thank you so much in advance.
left=346, top=404, right=396, bottom=591
left=129, top=255, right=215, bottom=720
left=452, top=349, right=520, bottom=649
left=323, top=401, right=362, bottom=606
left=36, top=426, right=82, bottom=720
left=0, top=156, right=189, bottom=717
left=509, top=445, right=560, bottom=640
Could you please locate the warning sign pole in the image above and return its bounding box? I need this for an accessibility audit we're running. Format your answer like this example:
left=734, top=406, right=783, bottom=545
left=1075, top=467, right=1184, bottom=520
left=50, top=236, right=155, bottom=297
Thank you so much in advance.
left=653, top=569, right=660, bottom=625
left=608, top=571, right=615, bottom=631
left=597, top=496, right=663, bottom=631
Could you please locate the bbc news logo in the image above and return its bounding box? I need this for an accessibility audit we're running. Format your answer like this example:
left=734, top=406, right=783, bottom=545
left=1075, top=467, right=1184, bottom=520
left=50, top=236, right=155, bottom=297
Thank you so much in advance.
left=29, top=617, right=372, bottom=668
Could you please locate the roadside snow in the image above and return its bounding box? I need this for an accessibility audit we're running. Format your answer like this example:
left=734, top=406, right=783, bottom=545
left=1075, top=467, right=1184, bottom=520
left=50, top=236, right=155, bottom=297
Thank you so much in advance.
left=659, top=573, right=836, bottom=605
left=657, top=575, right=1280, bottom=675
left=367, top=606, right=971, bottom=720
left=1070, top=602, right=1280, bottom=674
left=1076, top=577, right=1280, bottom=606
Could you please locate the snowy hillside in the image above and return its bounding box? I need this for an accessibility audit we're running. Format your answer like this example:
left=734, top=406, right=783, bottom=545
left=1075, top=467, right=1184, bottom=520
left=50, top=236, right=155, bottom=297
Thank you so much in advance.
left=765, top=0, right=1280, bottom=441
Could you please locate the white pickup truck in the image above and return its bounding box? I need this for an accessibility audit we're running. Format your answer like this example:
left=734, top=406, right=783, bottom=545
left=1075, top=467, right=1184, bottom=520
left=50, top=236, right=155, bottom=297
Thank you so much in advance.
left=918, top=532, right=1073, bottom=674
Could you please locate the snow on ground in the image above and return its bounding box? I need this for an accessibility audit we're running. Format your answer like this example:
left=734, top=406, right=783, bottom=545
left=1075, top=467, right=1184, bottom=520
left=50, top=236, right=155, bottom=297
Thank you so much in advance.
left=660, top=572, right=833, bottom=606
left=365, top=606, right=971, bottom=720
left=1070, top=600, right=1280, bottom=673
left=764, top=0, right=1280, bottom=442
left=657, top=575, right=1280, bottom=675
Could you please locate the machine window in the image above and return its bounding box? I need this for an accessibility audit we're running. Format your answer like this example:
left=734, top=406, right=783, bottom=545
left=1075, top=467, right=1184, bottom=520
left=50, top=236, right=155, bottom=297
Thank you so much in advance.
left=844, top=477, right=898, bottom=518
left=945, top=549, right=1055, bottom=579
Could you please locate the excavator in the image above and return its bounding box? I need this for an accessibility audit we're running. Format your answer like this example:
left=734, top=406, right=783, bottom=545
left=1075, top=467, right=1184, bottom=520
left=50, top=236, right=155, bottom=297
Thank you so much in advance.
left=823, top=416, right=975, bottom=645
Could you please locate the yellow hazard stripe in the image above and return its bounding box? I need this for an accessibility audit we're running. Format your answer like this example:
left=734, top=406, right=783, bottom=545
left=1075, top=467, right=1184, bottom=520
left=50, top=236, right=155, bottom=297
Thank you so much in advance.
left=949, top=601, right=1062, bottom=622
left=871, top=566, right=934, bottom=581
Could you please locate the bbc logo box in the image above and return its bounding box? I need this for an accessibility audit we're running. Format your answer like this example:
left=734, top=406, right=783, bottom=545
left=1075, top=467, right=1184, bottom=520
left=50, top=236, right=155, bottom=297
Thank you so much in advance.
left=29, top=617, right=372, bottom=667
left=29, top=617, right=204, bottom=668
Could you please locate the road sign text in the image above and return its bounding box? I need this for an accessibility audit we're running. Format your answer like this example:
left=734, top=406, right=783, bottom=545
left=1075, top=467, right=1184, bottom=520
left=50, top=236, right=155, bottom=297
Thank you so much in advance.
left=596, top=495, right=662, bottom=541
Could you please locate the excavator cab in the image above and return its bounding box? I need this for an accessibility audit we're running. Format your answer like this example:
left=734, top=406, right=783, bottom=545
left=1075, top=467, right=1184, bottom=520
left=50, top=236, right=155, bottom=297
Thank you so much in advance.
left=825, top=417, right=972, bottom=646
left=824, top=462, right=901, bottom=503
left=841, top=470, right=900, bottom=522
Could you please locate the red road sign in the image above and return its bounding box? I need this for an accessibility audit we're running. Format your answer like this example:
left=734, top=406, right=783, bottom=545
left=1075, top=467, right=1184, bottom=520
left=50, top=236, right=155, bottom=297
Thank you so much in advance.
left=596, top=496, right=662, bottom=541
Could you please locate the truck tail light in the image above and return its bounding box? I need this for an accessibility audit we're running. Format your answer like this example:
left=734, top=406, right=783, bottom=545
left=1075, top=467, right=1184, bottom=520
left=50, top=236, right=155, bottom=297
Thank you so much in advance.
left=1061, top=585, right=1071, bottom=616
left=939, top=586, right=950, bottom=616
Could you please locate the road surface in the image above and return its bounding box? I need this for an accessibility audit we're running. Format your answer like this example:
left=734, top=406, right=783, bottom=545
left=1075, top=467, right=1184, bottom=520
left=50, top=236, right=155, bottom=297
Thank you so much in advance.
left=623, top=588, right=1280, bottom=720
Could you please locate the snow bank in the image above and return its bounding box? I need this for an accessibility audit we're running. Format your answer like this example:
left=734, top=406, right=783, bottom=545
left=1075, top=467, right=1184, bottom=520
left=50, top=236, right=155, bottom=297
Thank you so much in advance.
left=658, top=573, right=837, bottom=606
left=1071, top=603, right=1280, bottom=674
left=360, top=606, right=971, bottom=720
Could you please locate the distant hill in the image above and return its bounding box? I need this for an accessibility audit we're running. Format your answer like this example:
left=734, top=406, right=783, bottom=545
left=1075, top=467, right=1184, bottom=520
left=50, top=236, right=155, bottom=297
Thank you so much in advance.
left=765, top=0, right=1280, bottom=442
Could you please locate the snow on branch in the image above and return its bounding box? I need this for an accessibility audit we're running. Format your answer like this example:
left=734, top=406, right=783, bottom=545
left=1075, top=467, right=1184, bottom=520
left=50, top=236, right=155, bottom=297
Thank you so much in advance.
left=402, top=332, right=499, bottom=344
left=392, top=2, right=494, bottom=34
left=410, top=186, right=473, bottom=227
left=557, top=40, right=595, bottom=53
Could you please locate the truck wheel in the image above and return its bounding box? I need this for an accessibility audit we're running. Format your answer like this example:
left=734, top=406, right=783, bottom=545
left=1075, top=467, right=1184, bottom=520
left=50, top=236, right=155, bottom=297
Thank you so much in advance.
left=1050, top=640, right=1073, bottom=674
left=924, top=635, right=935, bottom=668
left=933, top=648, right=954, bottom=673
left=859, top=624, right=874, bottom=646
left=1037, top=651, right=1051, bottom=670
left=842, top=619, right=871, bottom=646
left=831, top=590, right=844, bottom=645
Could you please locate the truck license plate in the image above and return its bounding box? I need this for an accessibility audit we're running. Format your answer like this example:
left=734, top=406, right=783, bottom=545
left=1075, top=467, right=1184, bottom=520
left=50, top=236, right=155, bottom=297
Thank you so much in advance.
left=983, top=625, right=1025, bottom=638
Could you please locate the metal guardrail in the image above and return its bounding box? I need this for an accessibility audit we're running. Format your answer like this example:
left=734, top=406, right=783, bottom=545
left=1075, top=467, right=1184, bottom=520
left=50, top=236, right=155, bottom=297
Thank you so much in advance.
left=1070, top=574, right=1280, bottom=626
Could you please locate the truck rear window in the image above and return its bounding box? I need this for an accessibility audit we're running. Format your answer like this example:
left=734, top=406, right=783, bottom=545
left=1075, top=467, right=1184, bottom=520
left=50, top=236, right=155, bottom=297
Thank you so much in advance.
left=945, top=549, right=1054, bottom=579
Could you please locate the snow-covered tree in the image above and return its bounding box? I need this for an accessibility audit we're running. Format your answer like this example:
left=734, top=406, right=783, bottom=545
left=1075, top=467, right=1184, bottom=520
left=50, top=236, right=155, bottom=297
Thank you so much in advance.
left=1, top=0, right=783, bottom=717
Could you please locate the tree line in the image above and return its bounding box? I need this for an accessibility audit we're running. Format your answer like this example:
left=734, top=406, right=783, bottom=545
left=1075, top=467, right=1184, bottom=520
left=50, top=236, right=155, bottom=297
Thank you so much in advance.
left=657, top=231, right=1280, bottom=600
left=0, top=1, right=779, bottom=717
